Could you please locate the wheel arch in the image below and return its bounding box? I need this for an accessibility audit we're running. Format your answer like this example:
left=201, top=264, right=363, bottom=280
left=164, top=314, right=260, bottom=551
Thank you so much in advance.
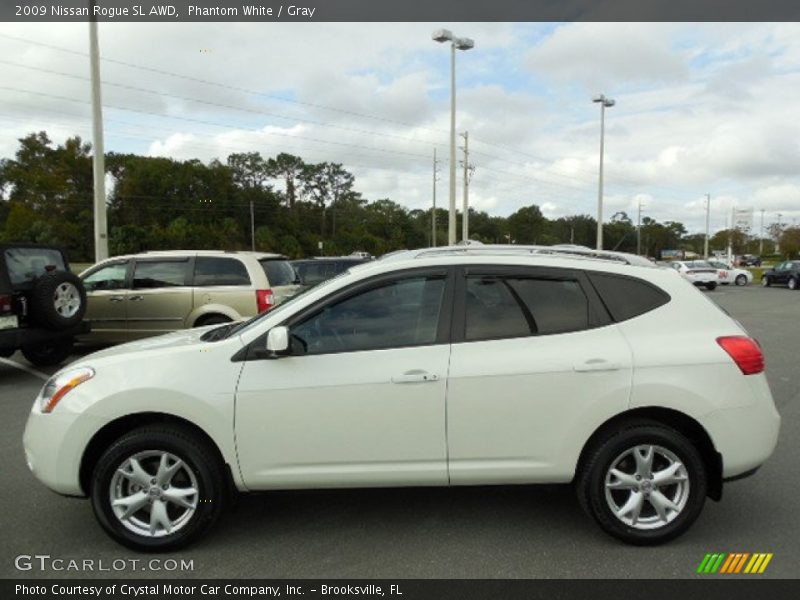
left=78, top=412, right=235, bottom=497
left=189, top=305, right=241, bottom=328
left=574, top=406, right=723, bottom=501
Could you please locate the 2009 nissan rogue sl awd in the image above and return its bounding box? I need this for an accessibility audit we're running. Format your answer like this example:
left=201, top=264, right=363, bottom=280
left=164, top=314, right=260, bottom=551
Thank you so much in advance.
left=23, top=245, right=780, bottom=551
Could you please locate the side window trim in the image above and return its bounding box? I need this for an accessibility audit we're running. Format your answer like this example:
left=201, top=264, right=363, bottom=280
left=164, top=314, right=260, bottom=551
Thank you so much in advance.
left=236, top=266, right=456, bottom=362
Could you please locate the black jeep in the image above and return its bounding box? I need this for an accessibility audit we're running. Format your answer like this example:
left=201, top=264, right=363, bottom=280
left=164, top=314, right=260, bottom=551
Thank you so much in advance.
left=0, top=244, right=90, bottom=367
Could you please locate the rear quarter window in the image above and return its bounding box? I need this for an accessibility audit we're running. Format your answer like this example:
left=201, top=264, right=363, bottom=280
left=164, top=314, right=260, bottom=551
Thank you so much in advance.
left=194, top=257, right=250, bottom=286
left=587, top=272, right=670, bottom=322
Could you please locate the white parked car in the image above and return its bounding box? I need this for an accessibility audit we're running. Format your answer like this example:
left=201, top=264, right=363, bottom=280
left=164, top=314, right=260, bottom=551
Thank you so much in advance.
left=669, top=260, right=720, bottom=290
left=707, top=260, right=753, bottom=286
left=23, top=246, right=779, bottom=550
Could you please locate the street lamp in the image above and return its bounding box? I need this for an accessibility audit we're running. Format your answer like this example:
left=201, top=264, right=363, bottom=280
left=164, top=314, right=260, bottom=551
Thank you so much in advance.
left=433, top=28, right=474, bottom=246
left=593, top=93, right=615, bottom=250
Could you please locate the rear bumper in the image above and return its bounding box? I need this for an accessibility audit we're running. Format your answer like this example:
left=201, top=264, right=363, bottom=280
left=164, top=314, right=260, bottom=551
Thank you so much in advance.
left=0, top=321, right=90, bottom=354
left=700, top=401, right=780, bottom=479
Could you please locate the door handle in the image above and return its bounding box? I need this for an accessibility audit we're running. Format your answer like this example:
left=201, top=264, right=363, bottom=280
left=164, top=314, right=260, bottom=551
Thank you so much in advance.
left=128, top=295, right=144, bottom=302
left=391, top=370, right=439, bottom=384
left=574, top=359, right=622, bottom=373
left=109, top=296, right=124, bottom=302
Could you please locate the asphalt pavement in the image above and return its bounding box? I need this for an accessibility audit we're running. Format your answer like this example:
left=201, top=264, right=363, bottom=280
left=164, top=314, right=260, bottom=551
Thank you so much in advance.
left=1, top=285, right=797, bottom=579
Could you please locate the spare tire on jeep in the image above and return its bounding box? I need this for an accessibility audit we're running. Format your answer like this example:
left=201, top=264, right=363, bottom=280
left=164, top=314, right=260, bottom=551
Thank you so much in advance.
left=31, top=271, right=87, bottom=330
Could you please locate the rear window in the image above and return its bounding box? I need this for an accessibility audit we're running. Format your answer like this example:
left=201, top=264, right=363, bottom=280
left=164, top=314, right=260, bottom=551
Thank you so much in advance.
left=260, top=259, right=297, bottom=287
left=194, top=257, right=250, bottom=286
left=4, top=248, right=66, bottom=285
left=588, top=272, right=670, bottom=322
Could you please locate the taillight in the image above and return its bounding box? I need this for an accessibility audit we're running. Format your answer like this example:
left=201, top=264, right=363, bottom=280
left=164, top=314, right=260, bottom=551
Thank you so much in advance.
left=255, top=289, right=274, bottom=313
left=717, top=336, right=764, bottom=375
left=0, top=294, right=11, bottom=314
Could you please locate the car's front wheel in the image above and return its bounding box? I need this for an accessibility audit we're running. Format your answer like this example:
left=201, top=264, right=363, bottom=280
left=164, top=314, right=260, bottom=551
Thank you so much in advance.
left=577, top=422, right=707, bottom=545
left=735, top=274, right=747, bottom=286
left=761, top=276, right=771, bottom=287
left=91, top=425, right=226, bottom=552
left=788, top=277, right=798, bottom=290
left=705, top=282, right=717, bottom=291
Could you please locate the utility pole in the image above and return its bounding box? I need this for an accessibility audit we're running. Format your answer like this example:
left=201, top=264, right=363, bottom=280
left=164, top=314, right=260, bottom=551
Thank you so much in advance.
left=250, top=200, right=255, bottom=251
left=776, top=212, right=782, bottom=254
left=431, top=149, right=439, bottom=247
left=460, top=131, right=473, bottom=243
left=704, top=193, right=711, bottom=259
left=89, top=3, right=108, bottom=262
left=759, top=208, right=765, bottom=255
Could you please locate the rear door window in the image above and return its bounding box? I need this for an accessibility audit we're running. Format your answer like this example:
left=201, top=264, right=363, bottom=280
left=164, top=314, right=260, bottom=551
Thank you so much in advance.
left=133, top=260, right=189, bottom=289
left=464, top=275, right=590, bottom=341
left=194, top=257, right=250, bottom=286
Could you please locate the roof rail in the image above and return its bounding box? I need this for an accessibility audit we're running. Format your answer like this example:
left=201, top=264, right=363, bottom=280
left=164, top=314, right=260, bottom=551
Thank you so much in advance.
left=411, top=244, right=646, bottom=265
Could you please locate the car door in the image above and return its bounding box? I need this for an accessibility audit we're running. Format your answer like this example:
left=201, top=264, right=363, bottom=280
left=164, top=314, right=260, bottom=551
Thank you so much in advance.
left=80, top=260, right=131, bottom=344
left=773, top=262, right=788, bottom=284
left=446, top=266, right=633, bottom=485
left=126, top=257, right=193, bottom=339
left=235, top=268, right=454, bottom=489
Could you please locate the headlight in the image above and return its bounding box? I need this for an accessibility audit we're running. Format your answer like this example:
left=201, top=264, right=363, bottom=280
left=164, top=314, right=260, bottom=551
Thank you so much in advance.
left=38, top=367, right=95, bottom=413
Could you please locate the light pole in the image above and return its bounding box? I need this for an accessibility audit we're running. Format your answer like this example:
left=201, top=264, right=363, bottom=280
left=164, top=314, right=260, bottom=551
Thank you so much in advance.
left=593, top=94, right=615, bottom=250
left=759, top=208, right=765, bottom=256
left=704, top=193, right=711, bottom=259
left=636, top=199, right=645, bottom=256
left=433, top=28, right=474, bottom=246
left=89, top=4, right=108, bottom=262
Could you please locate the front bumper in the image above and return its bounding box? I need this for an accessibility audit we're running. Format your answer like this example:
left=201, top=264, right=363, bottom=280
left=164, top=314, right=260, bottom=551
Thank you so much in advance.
left=23, top=397, right=102, bottom=497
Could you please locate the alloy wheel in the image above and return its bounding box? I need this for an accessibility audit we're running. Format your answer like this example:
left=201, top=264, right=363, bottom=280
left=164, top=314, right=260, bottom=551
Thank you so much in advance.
left=604, top=444, right=690, bottom=530
left=53, top=282, right=81, bottom=318
left=109, top=450, right=199, bottom=538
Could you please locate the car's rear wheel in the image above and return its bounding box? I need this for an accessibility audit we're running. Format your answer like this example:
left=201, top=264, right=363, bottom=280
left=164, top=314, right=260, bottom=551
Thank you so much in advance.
left=91, top=425, right=225, bottom=552
left=761, top=276, right=771, bottom=287
left=705, top=282, right=717, bottom=291
left=20, top=337, right=74, bottom=367
left=788, top=277, right=798, bottom=291
left=735, top=274, right=747, bottom=286
left=577, top=422, right=707, bottom=545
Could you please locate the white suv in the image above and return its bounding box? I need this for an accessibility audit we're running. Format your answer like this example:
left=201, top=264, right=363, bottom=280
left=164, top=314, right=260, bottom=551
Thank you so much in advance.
left=23, top=246, right=780, bottom=550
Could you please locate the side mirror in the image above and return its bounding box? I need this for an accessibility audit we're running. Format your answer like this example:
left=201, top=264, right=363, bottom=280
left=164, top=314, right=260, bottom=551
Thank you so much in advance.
left=266, top=326, right=289, bottom=356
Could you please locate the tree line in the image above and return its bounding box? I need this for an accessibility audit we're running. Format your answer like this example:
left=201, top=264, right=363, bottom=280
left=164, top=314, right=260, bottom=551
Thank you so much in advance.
left=0, top=132, right=795, bottom=262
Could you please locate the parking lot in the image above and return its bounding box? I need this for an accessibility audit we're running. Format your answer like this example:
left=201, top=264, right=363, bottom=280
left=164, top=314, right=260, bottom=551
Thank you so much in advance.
left=1, top=285, right=797, bottom=579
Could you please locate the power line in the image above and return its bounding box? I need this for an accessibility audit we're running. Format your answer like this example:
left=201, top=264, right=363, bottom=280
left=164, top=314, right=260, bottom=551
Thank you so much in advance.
left=0, top=32, right=450, bottom=136
left=0, top=58, right=449, bottom=149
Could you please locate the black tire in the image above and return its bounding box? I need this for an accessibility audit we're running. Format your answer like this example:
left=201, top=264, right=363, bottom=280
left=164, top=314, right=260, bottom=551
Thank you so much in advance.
left=30, top=271, right=87, bottom=330
left=20, top=337, right=74, bottom=367
left=761, top=276, right=770, bottom=287
left=789, top=277, right=798, bottom=291
left=195, top=314, right=232, bottom=327
left=735, top=274, right=747, bottom=286
left=705, top=282, right=717, bottom=291
left=91, top=425, right=226, bottom=552
left=576, top=421, right=707, bottom=545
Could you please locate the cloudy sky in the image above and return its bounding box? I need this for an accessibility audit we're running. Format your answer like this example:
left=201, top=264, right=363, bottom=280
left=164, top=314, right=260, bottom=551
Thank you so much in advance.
left=0, top=21, right=799, bottom=234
